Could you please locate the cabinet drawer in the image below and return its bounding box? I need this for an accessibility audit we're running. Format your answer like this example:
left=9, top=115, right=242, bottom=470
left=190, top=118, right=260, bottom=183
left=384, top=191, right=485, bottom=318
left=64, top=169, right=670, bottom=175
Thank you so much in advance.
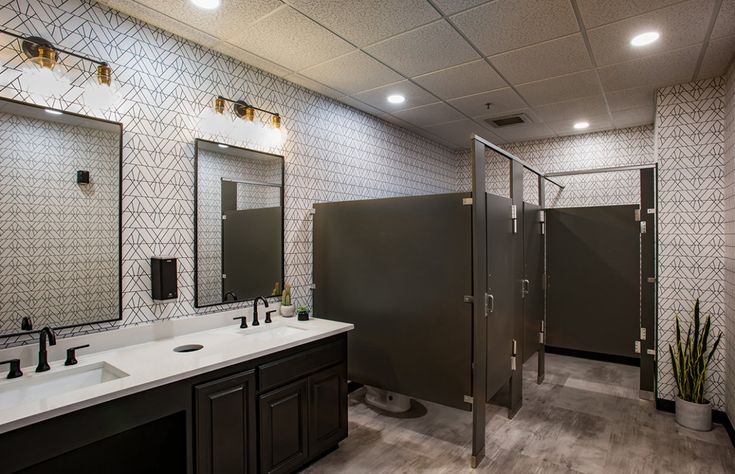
left=259, top=338, right=345, bottom=392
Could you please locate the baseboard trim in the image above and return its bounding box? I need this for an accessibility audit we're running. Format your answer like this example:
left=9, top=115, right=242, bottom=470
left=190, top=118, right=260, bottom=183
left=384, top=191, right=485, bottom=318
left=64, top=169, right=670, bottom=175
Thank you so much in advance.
left=545, top=346, right=640, bottom=367
left=656, top=398, right=735, bottom=448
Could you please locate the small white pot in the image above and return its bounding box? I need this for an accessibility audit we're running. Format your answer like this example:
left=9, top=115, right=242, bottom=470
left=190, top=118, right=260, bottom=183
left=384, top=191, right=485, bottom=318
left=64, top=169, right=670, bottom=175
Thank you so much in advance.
left=280, top=304, right=295, bottom=317
left=675, top=396, right=712, bottom=431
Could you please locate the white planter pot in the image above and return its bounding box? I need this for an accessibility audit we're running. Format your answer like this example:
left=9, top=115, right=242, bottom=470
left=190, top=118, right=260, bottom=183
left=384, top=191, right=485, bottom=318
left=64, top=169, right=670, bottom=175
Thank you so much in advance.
left=280, top=304, right=295, bottom=317
left=675, top=396, right=712, bottom=431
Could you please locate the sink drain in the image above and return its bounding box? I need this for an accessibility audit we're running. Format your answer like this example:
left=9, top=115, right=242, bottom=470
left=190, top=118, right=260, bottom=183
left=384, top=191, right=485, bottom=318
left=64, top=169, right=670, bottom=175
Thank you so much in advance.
left=173, top=344, right=203, bottom=353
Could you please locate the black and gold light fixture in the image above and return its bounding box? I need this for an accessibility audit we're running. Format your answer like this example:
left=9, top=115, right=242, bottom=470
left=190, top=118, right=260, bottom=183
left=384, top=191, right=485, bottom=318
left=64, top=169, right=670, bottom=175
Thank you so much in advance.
left=199, top=95, right=287, bottom=146
left=1, top=29, right=120, bottom=108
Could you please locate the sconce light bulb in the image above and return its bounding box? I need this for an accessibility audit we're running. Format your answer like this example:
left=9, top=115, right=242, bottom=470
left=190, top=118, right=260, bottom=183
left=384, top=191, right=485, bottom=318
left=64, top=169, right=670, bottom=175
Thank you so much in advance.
left=272, top=114, right=282, bottom=129
left=96, top=64, right=112, bottom=86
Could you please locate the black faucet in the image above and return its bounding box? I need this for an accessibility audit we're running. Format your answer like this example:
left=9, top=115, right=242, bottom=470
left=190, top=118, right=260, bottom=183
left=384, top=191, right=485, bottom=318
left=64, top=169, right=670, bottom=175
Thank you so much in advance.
left=36, top=327, right=57, bottom=373
left=252, top=296, right=269, bottom=326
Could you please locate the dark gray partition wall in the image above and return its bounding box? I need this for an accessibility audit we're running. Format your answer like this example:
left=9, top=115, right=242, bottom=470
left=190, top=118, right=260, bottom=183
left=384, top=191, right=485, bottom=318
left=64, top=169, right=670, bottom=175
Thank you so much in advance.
left=523, top=202, right=544, bottom=363
left=485, top=192, right=514, bottom=401
left=313, top=193, right=473, bottom=410
left=546, top=205, right=640, bottom=359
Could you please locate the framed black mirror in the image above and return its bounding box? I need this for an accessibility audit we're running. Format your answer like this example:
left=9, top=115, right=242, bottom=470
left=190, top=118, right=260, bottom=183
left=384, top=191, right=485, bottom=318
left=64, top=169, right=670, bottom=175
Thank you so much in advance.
left=194, top=139, right=284, bottom=308
left=0, top=97, right=123, bottom=337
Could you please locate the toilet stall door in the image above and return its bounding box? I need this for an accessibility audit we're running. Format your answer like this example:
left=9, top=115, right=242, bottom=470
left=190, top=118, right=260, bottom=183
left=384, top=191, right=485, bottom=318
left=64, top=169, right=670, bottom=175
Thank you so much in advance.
left=546, top=205, right=640, bottom=359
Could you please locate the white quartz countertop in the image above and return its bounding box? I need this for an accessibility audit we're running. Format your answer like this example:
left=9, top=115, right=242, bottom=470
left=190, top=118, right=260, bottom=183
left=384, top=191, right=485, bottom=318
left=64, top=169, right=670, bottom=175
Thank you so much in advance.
left=0, top=315, right=353, bottom=434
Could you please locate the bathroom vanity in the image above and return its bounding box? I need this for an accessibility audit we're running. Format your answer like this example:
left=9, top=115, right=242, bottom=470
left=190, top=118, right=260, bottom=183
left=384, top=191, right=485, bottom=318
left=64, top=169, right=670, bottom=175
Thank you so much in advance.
left=0, top=315, right=352, bottom=473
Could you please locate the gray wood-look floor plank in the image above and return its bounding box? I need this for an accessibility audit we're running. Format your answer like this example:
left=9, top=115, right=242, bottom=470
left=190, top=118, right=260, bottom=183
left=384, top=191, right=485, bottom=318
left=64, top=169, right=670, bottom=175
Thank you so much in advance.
left=303, top=354, right=735, bottom=473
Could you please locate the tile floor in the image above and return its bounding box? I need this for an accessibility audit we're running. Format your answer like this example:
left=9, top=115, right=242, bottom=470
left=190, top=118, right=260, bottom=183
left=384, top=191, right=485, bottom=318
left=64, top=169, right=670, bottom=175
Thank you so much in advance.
left=304, top=353, right=735, bottom=473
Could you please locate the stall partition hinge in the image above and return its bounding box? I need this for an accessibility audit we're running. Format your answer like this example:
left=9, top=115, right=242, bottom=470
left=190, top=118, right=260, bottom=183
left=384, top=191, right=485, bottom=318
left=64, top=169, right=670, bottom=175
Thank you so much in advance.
left=647, top=208, right=656, bottom=215
left=222, top=273, right=227, bottom=279
left=462, top=197, right=473, bottom=206
left=310, top=284, right=316, bottom=290
left=511, top=205, right=518, bottom=234
left=521, top=279, right=529, bottom=299
left=539, top=321, right=545, bottom=344
left=463, top=295, right=473, bottom=304
left=464, top=395, right=473, bottom=404
left=634, top=341, right=641, bottom=354
left=640, top=327, right=647, bottom=340
left=646, top=348, right=656, bottom=357
left=634, top=209, right=641, bottom=221
left=511, top=356, right=517, bottom=371
left=222, top=214, right=227, bottom=220
left=640, top=221, right=647, bottom=234
left=647, top=277, right=656, bottom=283
left=511, top=339, right=518, bottom=370
left=309, top=208, right=316, bottom=216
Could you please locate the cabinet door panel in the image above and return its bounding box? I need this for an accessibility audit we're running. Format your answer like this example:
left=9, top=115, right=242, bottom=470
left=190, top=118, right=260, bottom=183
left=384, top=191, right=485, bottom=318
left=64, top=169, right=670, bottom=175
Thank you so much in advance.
left=308, top=364, right=347, bottom=457
left=259, top=379, right=309, bottom=474
left=196, top=370, right=257, bottom=474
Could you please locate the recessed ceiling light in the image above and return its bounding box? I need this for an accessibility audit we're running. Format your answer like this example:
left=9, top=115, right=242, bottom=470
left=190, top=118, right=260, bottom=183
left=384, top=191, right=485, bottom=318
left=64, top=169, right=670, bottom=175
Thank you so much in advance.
left=191, top=0, right=220, bottom=9
left=387, top=94, right=405, bottom=104
left=573, top=121, right=589, bottom=130
left=44, top=109, right=63, bottom=115
left=631, top=31, right=660, bottom=47
left=218, top=143, right=229, bottom=148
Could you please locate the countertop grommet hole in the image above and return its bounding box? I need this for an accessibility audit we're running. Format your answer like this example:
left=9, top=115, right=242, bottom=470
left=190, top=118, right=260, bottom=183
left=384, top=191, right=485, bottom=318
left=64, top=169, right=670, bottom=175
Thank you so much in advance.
left=173, top=344, right=203, bottom=353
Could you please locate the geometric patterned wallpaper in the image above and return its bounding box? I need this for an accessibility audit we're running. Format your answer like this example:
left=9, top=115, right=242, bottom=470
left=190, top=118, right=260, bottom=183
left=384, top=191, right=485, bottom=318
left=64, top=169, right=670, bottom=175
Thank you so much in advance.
left=455, top=125, right=654, bottom=208
left=0, top=111, right=119, bottom=335
left=725, top=62, right=735, bottom=422
left=655, top=77, right=727, bottom=410
left=197, top=147, right=282, bottom=306
left=0, top=0, right=457, bottom=348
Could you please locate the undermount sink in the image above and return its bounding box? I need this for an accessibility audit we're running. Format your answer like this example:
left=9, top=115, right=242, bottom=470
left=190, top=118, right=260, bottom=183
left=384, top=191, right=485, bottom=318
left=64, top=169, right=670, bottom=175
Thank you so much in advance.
left=0, top=362, right=128, bottom=411
left=231, top=323, right=306, bottom=341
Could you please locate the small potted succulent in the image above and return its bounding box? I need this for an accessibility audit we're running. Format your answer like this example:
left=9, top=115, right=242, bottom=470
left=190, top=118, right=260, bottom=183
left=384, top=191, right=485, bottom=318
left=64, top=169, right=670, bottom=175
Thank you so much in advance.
left=280, top=284, right=294, bottom=317
left=297, top=305, right=310, bottom=321
left=669, top=299, right=722, bottom=431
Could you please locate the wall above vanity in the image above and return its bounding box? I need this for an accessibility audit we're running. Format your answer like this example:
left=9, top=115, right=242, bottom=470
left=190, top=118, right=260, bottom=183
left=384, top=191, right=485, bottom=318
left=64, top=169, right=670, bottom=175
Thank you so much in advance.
left=0, top=0, right=455, bottom=348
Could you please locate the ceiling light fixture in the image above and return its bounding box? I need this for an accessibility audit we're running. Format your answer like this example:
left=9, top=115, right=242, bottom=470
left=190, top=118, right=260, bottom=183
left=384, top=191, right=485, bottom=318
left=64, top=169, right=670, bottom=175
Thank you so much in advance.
left=191, top=0, right=220, bottom=9
left=387, top=94, right=405, bottom=104
left=573, top=121, right=589, bottom=130
left=631, top=31, right=660, bottom=47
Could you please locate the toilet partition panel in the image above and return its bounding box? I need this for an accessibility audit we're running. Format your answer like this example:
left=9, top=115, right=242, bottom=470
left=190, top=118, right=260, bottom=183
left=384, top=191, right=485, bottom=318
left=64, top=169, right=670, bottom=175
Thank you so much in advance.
left=313, top=193, right=473, bottom=411
left=546, top=205, right=640, bottom=359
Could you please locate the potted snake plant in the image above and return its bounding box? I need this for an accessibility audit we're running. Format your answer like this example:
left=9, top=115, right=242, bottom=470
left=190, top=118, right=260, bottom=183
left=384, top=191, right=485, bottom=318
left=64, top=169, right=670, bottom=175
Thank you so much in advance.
left=669, top=299, right=722, bottom=431
left=280, top=284, right=295, bottom=317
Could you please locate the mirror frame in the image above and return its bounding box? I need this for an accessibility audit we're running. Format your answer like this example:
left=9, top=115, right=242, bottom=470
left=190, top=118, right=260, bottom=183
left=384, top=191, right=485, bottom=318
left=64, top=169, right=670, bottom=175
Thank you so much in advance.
left=0, top=97, right=123, bottom=337
left=193, top=138, right=285, bottom=308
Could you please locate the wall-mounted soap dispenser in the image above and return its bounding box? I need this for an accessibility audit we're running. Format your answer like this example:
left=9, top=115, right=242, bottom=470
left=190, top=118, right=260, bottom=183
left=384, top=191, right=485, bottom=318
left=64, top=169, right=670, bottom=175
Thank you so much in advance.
left=151, top=257, right=177, bottom=302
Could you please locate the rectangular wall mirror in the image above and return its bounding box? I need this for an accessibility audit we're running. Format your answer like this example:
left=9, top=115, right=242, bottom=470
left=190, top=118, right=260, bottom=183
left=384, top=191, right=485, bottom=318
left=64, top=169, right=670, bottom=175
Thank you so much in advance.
left=0, top=97, right=122, bottom=336
left=194, top=139, right=284, bottom=307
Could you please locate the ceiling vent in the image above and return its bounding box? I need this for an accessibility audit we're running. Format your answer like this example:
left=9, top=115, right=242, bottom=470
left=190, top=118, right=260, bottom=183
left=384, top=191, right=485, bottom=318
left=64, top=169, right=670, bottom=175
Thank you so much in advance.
left=485, top=113, right=531, bottom=128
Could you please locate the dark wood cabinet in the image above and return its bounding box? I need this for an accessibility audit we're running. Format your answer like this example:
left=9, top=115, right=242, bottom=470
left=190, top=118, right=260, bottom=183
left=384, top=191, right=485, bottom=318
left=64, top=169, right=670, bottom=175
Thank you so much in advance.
left=259, top=379, right=310, bottom=474
left=308, top=363, right=347, bottom=458
left=195, top=370, right=257, bottom=474
left=0, top=334, right=347, bottom=474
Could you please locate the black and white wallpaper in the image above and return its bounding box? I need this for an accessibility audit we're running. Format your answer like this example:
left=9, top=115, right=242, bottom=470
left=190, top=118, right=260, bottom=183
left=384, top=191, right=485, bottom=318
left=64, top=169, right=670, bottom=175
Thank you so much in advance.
left=0, top=111, right=119, bottom=335
left=0, top=0, right=457, bottom=347
left=656, top=77, right=728, bottom=410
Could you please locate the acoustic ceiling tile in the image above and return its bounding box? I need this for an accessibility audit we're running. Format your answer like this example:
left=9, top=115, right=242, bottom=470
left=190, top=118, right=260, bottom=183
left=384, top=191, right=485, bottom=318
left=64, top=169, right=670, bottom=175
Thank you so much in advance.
left=489, top=34, right=593, bottom=85
left=448, top=88, right=527, bottom=118
left=228, top=6, right=354, bottom=71
left=286, top=0, right=441, bottom=47
left=365, top=20, right=479, bottom=77
left=450, top=0, right=579, bottom=56
left=516, top=70, right=602, bottom=107
left=300, top=51, right=403, bottom=95
left=412, top=60, right=507, bottom=100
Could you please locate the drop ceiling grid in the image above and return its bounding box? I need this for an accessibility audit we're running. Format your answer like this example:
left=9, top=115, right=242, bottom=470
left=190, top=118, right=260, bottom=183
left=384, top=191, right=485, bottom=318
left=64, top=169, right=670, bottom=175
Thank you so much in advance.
left=99, top=0, right=734, bottom=147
